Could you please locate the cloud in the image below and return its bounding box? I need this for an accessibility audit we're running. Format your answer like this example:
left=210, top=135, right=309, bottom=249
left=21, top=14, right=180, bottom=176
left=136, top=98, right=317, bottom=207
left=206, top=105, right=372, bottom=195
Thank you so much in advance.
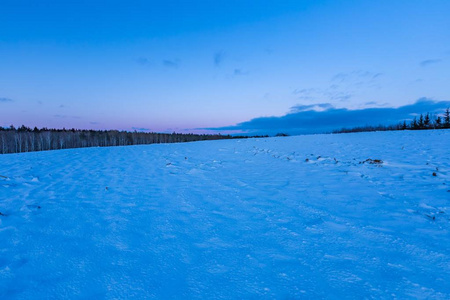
left=293, top=87, right=352, bottom=102
left=163, top=59, right=180, bottom=68
left=53, top=115, right=81, bottom=119
left=292, top=88, right=320, bottom=101
left=329, top=92, right=352, bottom=102
left=207, top=98, right=450, bottom=136
left=293, top=70, right=381, bottom=103
left=136, top=57, right=151, bottom=66
left=0, top=97, right=13, bottom=103
left=233, top=68, right=248, bottom=76
left=131, top=127, right=151, bottom=132
left=214, top=51, right=225, bottom=67
left=420, top=59, right=442, bottom=67
left=290, top=103, right=334, bottom=112
left=364, top=101, right=389, bottom=107
left=331, top=70, right=382, bottom=83
left=330, top=70, right=382, bottom=91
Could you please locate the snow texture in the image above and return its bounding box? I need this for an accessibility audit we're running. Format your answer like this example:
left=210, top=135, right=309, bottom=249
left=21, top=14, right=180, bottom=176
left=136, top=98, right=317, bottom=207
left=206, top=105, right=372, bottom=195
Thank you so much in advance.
left=1, top=130, right=449, bottom=299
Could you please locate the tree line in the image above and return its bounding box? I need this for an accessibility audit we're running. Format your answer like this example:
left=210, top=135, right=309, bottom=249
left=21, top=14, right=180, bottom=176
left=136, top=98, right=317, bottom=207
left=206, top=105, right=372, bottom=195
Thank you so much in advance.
left=334, top=108, right=450, bottom=134
left=0, top=126, right=235, bottom=154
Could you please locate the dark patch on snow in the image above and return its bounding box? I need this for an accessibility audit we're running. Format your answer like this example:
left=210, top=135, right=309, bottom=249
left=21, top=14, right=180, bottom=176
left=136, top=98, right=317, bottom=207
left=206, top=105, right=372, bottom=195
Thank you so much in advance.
left=360, top=159, right=383, bottom=165
left=26, top=205, right=41, bottom=210
left=425, top=214, right=436, bottom=221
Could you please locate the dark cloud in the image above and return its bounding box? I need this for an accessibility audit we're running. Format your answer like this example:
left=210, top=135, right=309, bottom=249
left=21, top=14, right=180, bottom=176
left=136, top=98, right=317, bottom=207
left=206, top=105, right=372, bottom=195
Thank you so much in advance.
left=214, top=51, right=225, bottom=67
left=163, top=59, right=180, bottom=68
left=0, top=97, right=13, bottom=103
left=420, top=59, right=442, bottom=67
left=207, top=98, right=450, bottom=136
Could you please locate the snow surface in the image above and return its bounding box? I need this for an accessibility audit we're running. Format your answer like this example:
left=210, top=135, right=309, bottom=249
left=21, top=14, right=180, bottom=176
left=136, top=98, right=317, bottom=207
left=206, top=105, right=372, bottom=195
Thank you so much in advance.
left=1, top=130, right=449, bottom=299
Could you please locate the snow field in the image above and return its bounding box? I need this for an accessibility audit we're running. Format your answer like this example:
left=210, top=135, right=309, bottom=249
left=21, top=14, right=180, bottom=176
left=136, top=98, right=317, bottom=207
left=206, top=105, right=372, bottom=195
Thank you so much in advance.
left=0, top=130, right=449, bottom=298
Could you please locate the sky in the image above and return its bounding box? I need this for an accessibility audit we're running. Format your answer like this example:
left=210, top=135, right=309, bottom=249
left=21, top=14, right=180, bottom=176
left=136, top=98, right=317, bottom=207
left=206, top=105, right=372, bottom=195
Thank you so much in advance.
left=0, top=0, right=449, bottom=134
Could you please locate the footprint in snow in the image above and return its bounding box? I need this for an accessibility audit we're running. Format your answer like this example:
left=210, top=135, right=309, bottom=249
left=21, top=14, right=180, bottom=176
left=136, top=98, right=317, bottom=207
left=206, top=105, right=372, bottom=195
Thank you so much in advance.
left=407, top=206, right=446, bottom=221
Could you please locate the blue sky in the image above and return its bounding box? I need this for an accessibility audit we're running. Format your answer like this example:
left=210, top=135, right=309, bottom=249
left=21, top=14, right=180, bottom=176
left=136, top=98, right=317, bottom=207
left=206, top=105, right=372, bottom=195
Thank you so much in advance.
left=1, top=0, right=449, bottom=134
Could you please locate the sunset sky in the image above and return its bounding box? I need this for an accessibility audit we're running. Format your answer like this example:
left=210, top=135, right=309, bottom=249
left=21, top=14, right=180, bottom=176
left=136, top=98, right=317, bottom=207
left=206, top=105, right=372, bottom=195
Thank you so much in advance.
left=1, top=0, right=449, bottom=134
